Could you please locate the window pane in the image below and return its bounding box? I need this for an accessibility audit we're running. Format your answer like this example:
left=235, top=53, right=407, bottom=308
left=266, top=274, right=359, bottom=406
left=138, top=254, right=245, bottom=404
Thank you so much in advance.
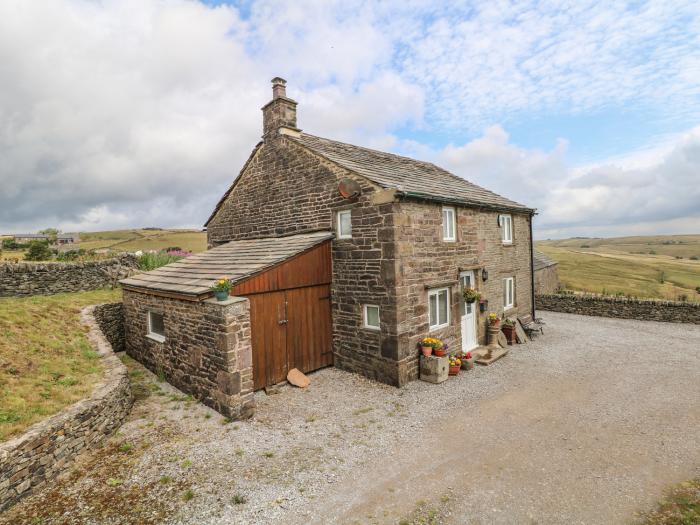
left=429, top=294, right=437, bottom=326
left=366, top=306, right=380, bottom=328
left=442, top=210, right=449, bottom=238
left=438, top=290, right=448, bottom=324
left=149, top=312, right=164, bottom=336
left=339, top=211, right=351, bottom=237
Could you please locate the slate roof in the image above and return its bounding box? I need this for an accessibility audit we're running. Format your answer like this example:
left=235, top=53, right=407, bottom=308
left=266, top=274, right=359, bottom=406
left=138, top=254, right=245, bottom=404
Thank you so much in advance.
left=120, top=231, right=333, bottom=298
left=14, top=233, right=49, bottom=239
left=289, top=133, right=532, bottom=212
left=533, top=250, right=558, bottom=271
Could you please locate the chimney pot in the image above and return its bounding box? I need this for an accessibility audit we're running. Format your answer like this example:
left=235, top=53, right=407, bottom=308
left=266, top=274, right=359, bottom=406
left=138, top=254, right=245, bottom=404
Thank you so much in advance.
left=271, top=77, right=287, bottom=99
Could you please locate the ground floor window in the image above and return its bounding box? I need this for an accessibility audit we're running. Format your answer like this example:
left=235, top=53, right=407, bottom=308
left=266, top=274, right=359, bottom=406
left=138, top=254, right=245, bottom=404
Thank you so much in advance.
left=429, top=287, right=450, bottom=330
left=147, top=311, right=165, bottom=342
left=504, top=277, right=515, bottom=309
left=363, top=304, right=380, bottom=330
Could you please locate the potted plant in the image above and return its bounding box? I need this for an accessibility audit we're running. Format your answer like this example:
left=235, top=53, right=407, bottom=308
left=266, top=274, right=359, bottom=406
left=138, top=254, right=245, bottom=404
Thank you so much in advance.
left=488, top=312, right=500, bottom=326
left=420, top=337, right=436, bottom=357
left=502, top=318, right=516, bottom=345
left=460, top=351, right=475, bottom=370
left=448, top=355, right=461, bottom=375
left=210, top=277, right=232, bottom=301
left=434, top=340, right=448, bottom=357
left=462, top=288, right=481, bottom=304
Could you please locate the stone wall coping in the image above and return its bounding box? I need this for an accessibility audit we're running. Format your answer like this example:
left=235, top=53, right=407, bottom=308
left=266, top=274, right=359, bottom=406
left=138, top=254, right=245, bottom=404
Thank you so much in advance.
left=0, top=304, right=133, bottom=511
left=0, top=255, right=137, bottom=272
left=537, top=293, right=700, bottom=308
left=203, top=295, right=248, bottom=306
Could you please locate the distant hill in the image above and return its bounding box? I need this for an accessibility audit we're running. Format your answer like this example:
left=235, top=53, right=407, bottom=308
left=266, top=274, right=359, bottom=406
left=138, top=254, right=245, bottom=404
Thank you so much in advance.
left=537, top=234, right=700, bottom=302
left=78, top=229, right=207, bottom=253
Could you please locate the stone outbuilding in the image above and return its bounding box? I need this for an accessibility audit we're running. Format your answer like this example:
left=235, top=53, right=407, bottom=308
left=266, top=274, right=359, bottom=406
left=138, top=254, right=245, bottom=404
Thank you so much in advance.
left=533, top=250, right=560, bottom=294
left=121, top=78, right=537, bottom=419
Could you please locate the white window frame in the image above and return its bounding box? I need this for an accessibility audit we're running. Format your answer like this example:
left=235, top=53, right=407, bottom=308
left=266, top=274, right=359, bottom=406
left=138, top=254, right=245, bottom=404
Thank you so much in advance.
left=337, top=209, right=352, bottom=239
left=363, top=304, right=380, bottom=330
left=499, top=214, right=513, bottom=244
left=442, top=206, right=456, bottom=242
left=504, top=277, right=515, bottom=310
left=147, top=311, right=165, bottom=343
left=428, top=287, right=450, bottom=330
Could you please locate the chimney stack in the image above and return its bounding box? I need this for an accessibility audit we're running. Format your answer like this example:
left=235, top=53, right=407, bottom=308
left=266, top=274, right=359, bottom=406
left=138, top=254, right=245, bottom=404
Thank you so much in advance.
left=271, top=77, right=287, bottom=99
left=262, top=77, right=299, bottom=138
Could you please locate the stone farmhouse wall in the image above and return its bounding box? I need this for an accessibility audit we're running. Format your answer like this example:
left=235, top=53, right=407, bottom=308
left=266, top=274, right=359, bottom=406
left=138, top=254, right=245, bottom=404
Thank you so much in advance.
left=122, top=291, right=255, bottom=419
left=536, top=294, right=700, bottom=324
left=0, top=305, right=132, bottom=512
left=393, top=203, right=533, bottom=382
left=0, top=255, right=138, bottom=297
left=534, top=264, right=559, bottom=295
left=93, top=302, right=125, bottom=352
left=207, top=135, right=403, bottom=386
left=206, top=134, right=535, bottom=387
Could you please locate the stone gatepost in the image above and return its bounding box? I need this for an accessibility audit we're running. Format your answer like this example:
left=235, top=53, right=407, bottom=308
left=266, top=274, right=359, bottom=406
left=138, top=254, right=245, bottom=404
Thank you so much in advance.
left=203, top=296, right=255, bottom=420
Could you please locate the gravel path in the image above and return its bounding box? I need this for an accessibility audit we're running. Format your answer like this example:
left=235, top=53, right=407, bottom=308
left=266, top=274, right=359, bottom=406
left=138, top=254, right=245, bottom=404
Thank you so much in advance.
left=2, top=312, right=699, bottom=524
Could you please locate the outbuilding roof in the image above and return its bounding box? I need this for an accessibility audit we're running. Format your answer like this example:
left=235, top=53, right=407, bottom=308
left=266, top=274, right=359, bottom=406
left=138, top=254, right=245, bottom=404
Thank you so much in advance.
left=533, top=250, right=558, bottom=271
left=120, top=231, right=333, bottom=299
left=289, top=133, right=532, bottom=213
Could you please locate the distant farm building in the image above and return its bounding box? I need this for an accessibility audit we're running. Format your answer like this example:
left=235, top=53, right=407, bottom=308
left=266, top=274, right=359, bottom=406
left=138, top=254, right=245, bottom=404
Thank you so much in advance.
left=534, top=251, right=559, bottom=294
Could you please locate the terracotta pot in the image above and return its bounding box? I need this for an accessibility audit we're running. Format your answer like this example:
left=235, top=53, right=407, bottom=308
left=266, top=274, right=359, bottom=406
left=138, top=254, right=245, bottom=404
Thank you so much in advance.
left=448, top=365, right=460, bottom=376
left=502, top=325, right=516, bottom=345
left=421, top=345, right=433, bottom=357
left=434, top=348, right=446, bottom=357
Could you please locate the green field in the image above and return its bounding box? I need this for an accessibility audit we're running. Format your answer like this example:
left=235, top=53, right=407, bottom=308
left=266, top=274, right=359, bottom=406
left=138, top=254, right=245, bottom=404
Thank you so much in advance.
left=537, top=235, right=700, bottom=302
left=0, top=289, right=122, bottom=441
left=78, top=228, right=207, bottom=252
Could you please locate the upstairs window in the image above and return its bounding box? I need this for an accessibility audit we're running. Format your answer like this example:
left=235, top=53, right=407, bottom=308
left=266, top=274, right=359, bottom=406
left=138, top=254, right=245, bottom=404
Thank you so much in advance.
left=442, top=207, right=456, bottom=241
left=503, top=277, right=515, bottom=309
left=147, top=311, right=165, bottom=342
left=499, top=214, right=513, bottom=244
left=363, top=304, right=380, bottom=330
left=429, top=287, right=450, bottom=330
left=337, top=210, right=352, bottom=239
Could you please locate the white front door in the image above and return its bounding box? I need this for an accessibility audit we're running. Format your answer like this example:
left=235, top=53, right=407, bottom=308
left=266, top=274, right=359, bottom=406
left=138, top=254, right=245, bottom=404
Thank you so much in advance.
left=460, top=271, right=478, bottom=351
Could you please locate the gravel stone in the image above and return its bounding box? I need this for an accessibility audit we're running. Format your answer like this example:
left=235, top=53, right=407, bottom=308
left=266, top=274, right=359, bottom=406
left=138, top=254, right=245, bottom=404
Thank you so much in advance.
left=2, top=312, right=698, bottom=525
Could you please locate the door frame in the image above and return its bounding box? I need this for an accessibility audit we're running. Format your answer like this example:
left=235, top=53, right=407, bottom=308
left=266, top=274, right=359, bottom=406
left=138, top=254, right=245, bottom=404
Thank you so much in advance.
left=459, top=270, right=478, bottom=351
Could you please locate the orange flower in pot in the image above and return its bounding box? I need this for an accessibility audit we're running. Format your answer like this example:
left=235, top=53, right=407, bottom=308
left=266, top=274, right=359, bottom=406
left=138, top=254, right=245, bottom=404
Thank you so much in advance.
left=448, top=355, right=461, bottom=375
left=434, top=340, right=447, bottom=357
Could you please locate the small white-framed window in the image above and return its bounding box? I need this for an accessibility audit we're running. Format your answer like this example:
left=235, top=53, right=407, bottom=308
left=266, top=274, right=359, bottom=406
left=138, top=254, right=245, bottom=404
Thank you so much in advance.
left=499, top=214, right=513, bottom=244
left=503, top=277, right=515, bottom=310
left=363, top=304, right=380, bottom=330
left=337, top=210, right=352, bottom=239
left=147, top=311, right=165, bottom=342
left=428, top=287, right=450, bottom=330
left=442, top=206, right=456, bottom=242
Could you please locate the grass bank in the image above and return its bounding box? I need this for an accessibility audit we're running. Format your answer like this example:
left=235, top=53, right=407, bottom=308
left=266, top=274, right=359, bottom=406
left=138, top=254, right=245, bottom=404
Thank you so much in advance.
left=0, top=288, right=122, bottom=441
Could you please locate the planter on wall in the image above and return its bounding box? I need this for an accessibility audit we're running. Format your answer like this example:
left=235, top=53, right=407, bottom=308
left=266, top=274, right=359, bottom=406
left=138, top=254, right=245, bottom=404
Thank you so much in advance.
left=214, top=291, right=229, bottom=301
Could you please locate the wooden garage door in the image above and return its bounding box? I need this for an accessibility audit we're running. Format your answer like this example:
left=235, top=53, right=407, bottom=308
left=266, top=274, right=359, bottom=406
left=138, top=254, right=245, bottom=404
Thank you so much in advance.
left=248, top=284, right=333, bottom=390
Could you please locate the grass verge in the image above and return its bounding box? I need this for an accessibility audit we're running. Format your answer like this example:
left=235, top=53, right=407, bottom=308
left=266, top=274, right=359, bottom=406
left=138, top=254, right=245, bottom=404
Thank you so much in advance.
left=0, top=288, right=122, bottom=441
left=639, top=478, right=700, bottom=524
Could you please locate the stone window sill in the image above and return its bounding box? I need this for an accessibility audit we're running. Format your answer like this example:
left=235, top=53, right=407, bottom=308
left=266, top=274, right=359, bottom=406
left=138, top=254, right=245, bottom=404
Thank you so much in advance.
left=146, top=333, right=165, bottom=343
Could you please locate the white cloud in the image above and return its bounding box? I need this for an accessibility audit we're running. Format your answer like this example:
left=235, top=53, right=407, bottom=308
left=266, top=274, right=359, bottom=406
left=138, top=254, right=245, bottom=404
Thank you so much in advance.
left=424, top=126, right=700, bottom=239
left=0, top=0, right=698, bottom=237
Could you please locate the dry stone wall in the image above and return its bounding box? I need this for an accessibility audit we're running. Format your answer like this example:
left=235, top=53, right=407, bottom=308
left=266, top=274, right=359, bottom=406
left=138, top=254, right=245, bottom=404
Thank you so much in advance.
left=0, top=255, right=138, bottom=297
left=93, top=302, right=125, bottom=352
left=0, top=305, right=133, bottom=512
left=536, top=294, right=700, bottom=324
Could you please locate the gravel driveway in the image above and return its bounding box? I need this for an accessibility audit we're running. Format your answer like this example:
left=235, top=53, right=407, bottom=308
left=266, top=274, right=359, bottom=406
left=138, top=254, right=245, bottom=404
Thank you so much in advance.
left=2, top=312, right=699, bottom=524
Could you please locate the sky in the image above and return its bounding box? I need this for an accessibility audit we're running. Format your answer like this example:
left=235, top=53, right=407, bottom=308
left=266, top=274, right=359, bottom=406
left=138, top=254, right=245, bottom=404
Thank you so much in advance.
left=1, top=0, right=699, bottom=239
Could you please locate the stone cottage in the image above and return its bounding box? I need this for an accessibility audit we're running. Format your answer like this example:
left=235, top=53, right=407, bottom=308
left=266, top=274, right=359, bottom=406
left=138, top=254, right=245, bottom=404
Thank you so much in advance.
left=121, top=78, right=536, bottom=419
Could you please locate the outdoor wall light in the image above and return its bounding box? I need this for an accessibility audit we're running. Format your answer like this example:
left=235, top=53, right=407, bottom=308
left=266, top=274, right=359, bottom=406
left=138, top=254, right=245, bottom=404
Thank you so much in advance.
left=482, top=269, right=489, bottom=281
